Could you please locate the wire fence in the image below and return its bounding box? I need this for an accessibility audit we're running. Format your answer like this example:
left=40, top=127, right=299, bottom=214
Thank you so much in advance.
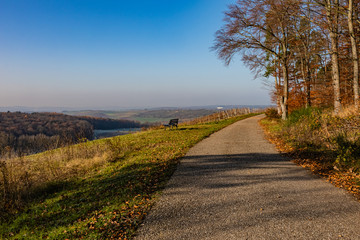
left=185, top=108, right=263, bottom=125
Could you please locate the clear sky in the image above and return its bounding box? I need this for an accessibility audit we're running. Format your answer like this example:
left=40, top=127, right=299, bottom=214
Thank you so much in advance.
left=0, top=0, right=271, bottom=110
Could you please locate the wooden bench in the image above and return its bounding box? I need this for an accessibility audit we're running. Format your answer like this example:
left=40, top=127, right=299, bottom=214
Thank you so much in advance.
left=164, top=118, right=178, bottom=129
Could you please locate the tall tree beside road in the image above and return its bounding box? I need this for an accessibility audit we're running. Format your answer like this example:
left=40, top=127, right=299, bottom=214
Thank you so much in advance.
left=213, top=0, right=299, bottom=119
left=345, top=0, right=360, bottom=108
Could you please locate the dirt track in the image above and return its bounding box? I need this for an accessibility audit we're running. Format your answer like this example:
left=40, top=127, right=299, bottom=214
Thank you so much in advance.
left=135, top=115, right=360, bottom=240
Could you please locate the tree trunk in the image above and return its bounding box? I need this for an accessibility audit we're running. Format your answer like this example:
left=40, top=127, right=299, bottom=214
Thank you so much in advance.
left=326, top=0, right=342, bottom=113
left=300, top=55, right=312, bottom=108
left=347, top=0, right=360, bottom=108
left=305, top=0, right=312, bottom=108
left=281, top=57, right=289, bottom=120
left=329, top=34, right=341, bottom=113
left=274, top=68, right=282, bottom=115
left=305, top=63, right=312, bottom=107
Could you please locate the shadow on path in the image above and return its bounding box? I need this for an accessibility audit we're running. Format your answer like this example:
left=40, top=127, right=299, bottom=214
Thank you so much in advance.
left=136, top=152, right=360, bottom=239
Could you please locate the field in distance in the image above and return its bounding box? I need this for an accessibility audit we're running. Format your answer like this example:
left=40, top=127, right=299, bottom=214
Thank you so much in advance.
left=63, top=109, right=218, bottom=123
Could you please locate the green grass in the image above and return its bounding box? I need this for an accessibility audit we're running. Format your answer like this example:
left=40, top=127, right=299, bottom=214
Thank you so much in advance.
left=260, top=118, right=282, bottom=133
left=1, top=113, right=258, bottom=240
left=285, top=107, right=322, bottom=126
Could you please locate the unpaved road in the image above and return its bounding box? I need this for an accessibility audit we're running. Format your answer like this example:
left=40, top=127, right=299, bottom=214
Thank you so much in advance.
left=135, top=115, right=360, bottom=240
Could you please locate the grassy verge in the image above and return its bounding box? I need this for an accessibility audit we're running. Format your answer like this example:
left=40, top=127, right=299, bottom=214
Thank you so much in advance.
left=260, top=107, right=360, bottom=201
left=1, top=113, right=258, bottom=239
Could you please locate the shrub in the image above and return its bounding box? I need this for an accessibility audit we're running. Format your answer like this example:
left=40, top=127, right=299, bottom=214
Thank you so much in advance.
left=333, top=134, right=360, bottom=171
left=104, top=138, right=128, bottom=162
left=265, top=108, right=280, bottom=119
left=286, top=107, right=322, bottom=126
left=272, top=106, right=360, bottom=172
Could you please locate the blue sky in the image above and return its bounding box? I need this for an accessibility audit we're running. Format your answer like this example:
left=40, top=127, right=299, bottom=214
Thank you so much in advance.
left=0, top=0, right=270, bottom=109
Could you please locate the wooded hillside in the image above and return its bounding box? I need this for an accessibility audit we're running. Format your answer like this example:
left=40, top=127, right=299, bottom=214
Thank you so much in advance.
left=0, top=112, right=141, bottom=156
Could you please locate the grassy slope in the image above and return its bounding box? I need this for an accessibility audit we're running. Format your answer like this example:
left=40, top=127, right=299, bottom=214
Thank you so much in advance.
left=1, top=113, right=258, bottom=240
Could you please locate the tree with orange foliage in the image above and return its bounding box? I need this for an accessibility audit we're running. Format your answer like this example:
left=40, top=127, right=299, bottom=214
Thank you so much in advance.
left=213, top=0, right=300, bottom=119
left=214, top=0, right=360, bottom=115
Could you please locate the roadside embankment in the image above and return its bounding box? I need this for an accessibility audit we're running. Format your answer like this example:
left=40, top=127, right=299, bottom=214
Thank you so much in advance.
left=261, top=107, right=360, bottom=200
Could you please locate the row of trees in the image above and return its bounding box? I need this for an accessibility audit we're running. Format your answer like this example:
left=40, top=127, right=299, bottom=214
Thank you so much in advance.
left=213, top=0, right=360, bottom=119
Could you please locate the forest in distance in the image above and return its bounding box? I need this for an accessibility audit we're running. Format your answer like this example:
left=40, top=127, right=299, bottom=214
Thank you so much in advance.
left=0, top=111, right=142, bottom=157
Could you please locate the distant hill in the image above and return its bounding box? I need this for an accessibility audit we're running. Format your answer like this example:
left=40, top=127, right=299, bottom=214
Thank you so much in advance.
left=0, top=105, right=271, bottom=113
left=64, top=109, right=220, bottom=123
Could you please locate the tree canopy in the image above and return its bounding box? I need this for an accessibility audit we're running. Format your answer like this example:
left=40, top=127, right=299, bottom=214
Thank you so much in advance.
left=214, top=0, right=360, bottom=118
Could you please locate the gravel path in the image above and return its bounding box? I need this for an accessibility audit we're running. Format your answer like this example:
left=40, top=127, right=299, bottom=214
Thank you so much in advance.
left=135, top=115, right=360, bottom=240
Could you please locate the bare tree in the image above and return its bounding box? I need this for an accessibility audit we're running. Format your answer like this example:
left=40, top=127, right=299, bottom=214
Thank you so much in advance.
left=213, top=0, right=298, bottom=119
left=313, top=0, right=342, bottom=112
left=293, top=0, right=320, bottom=107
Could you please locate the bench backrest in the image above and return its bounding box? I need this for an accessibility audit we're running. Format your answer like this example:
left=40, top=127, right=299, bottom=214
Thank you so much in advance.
left=169, top=119, right=178, bottom=126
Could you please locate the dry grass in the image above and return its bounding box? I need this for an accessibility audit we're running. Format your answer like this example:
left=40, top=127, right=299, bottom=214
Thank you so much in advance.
left=264, top=106, right=360, bottom=171
left=0, top=139, right=116, bottom=211
left=335, top=105, right=359, bottom=118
